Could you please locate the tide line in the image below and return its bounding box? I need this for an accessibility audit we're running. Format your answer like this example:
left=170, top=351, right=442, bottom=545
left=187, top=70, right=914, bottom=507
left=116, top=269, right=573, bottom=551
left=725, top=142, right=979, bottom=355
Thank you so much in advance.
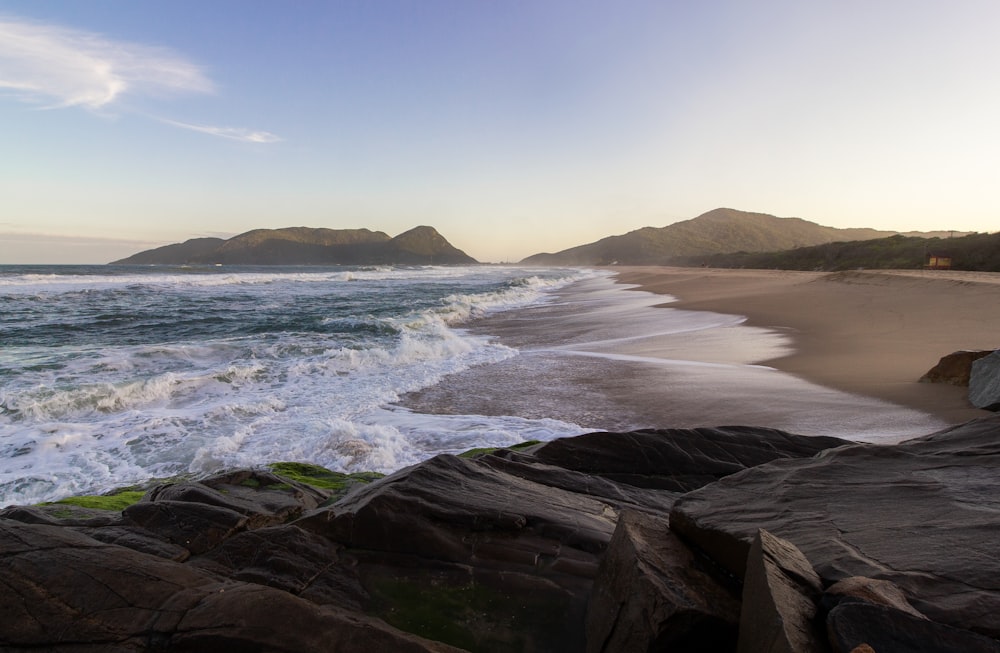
left=525, top=347, right=777, bottom=371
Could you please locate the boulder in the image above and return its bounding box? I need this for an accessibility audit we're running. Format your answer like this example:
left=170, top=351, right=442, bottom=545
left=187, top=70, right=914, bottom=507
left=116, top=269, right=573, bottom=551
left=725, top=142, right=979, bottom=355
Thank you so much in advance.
left=919, top=349, right=993, bottom=386
left=147, top=468, right=333, bottom=525
left=0, top=520, right=460, bottom=652
left=296, top=453, right=619, bottom=653
left=827, top=603, right=1000, bottom=653
left=737, top=529, right=825, bottom=653
left=586, top=510, right=740, bottom=653
left=670, top=415, right=1000, bottom=638
left=529, top=426, right=849, bottom=492
left=969, top=350, right=1000, bottom=410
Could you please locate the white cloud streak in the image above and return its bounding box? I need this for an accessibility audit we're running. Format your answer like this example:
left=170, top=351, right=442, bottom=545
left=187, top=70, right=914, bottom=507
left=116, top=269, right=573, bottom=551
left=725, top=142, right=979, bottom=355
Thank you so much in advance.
left=159, top=119, right=282, bottom=143
left=0, top=16, right=212, bottom=108
left=0, top=15, right=280, bottom=143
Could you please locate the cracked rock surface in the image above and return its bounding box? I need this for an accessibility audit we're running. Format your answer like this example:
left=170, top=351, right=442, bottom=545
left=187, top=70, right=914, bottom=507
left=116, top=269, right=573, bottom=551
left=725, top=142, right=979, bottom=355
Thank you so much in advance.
left=671, top=415, right=1000, bottom=639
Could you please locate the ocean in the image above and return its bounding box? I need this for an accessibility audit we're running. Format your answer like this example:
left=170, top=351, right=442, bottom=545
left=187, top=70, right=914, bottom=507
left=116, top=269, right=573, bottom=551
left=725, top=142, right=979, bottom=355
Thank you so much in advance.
left=0, top=264, right=592, bottom=506
left=1, top=264, right=948, bottom=508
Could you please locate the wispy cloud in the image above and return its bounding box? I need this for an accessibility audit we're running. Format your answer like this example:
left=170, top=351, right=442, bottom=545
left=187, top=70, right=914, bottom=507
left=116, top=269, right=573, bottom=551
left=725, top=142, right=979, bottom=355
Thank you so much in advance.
left=0, top=15, right=280, bottom=142
left=160, top=119, right=282, bottom=144
left=0, top=16, right=212, bottom=109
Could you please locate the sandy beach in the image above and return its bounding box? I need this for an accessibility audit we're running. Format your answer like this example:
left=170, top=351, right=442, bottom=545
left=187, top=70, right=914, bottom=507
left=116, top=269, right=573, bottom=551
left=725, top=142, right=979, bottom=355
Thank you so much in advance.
left=613, top=267, right=1000, bottom=424
left=402, top=267, right=999, bottom=442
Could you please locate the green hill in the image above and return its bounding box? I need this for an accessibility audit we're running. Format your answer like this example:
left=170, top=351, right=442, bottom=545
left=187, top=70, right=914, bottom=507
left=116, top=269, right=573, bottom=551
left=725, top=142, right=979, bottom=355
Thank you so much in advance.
left=111, top=226, right=477, bottom=265
left=521, top=208, right=910, bottom=265
left=674, top=231, right=1000, bottom=271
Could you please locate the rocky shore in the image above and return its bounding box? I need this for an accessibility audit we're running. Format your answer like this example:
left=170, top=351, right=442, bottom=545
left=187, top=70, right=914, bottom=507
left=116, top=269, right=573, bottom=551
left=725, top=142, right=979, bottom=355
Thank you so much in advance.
left=3, top=415, right=999, bottom=652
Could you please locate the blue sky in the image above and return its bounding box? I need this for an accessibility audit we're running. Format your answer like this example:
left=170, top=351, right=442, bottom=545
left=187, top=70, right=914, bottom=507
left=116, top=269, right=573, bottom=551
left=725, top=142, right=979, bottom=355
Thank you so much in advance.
left=1, top=1, right=998, bottom=263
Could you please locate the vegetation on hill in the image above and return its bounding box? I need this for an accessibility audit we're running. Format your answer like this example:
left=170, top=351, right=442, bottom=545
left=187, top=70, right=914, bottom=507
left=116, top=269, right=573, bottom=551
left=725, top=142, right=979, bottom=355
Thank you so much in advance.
left=520, top=208, right=905, bottom=265
left=111, top=225, right=477, bottom=265
left=673, top=231, right=1000, bottom=271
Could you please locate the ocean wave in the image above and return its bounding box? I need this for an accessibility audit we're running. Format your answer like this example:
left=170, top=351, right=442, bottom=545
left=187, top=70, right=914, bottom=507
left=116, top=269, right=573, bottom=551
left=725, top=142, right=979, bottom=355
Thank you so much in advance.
left=0, top=265, right=593, bottom=506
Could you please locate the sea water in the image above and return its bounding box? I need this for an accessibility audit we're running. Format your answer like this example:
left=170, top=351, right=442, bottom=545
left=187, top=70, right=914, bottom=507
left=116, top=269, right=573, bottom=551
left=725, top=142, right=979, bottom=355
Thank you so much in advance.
left=0, top=264, right=593, bottom=506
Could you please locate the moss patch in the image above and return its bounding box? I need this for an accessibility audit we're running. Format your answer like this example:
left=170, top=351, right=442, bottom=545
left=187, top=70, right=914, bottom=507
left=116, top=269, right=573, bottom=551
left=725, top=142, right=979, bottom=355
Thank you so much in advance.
left=457, top=440, right=542, bottom=459
left=46, top=489, right=146, bottom=512
left=268, top=462, right=383, bottom=501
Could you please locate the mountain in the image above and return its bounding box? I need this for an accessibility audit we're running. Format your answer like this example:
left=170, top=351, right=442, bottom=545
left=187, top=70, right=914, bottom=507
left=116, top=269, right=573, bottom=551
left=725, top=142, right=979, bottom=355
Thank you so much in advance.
left=673, top=231, right=1000, bottom=272
left=111, top=226, right=477, bottom=265
left=521, top=208, right=912, bottom=265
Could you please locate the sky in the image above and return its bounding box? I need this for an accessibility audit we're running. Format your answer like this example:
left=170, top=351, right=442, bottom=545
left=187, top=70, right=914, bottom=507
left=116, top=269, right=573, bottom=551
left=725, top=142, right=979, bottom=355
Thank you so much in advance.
left=1, top=1, right=998, bottom=264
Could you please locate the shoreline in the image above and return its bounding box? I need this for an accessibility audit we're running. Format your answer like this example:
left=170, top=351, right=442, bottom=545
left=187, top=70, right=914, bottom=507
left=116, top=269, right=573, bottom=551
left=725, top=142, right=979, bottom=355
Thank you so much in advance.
left=610, top=266, right=1000, bottom=425
left=402, top=272, right=956, bottom=442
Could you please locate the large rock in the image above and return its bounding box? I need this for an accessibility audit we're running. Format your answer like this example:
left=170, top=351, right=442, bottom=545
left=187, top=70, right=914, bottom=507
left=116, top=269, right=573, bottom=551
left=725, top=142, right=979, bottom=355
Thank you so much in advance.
left=919, top=349, right=993, bottom=386
left=296, top=453, right=619, bottom=653
left=737, top=529, right=824, bottom=653
left=0, top=520, right=460, bottom=652
left=970, top=350, right=1000, bottom=410
left=190, top=524, right=367, bottom=609
left=529, top=426, right=849, bottom=492
left=670, top=415, right=1000, bottom=638
left=586, top=510, right=740, bottom=653
left=827, top=603, right=1000, bottom=653
left=0, top=425, right=839, bottom=653
left=4, top=421, right=975, bottom=651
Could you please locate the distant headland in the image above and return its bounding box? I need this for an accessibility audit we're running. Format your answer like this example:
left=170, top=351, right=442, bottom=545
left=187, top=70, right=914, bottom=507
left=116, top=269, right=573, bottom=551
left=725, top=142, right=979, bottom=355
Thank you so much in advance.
left=110, top=225, right=477, bottom=265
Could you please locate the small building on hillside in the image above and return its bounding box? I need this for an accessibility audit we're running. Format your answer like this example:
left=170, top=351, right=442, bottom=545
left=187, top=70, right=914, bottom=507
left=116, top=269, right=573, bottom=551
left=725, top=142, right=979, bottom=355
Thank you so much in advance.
left=925, top=252, right=953, bottom=269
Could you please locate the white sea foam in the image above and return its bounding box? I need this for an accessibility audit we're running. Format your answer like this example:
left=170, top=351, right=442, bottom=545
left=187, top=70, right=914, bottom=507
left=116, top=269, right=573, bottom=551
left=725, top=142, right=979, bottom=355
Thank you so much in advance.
left=0, top=265, right=593, bottom=505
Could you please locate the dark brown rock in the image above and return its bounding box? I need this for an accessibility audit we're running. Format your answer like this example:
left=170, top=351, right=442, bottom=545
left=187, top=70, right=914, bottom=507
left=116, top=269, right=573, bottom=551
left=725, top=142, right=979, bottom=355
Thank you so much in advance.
left=670, top=415, right=1000, bottom=638
left=149, top=469, right=332, bottom=526
left=919, top=349, right=993, bottom=386
left=123, top=499, right=248, bottom=555
left=79, top=524, right=192, bottom=561
left=586, top=510, right=740, bottom=653
left=827, top=602, right=1000, bottom=653
left=970, top=350, right=1000, bottom=410
left=737, top=529, right=825, bottom=653
left=480, top=450, right=679, bottom=516
left=0, top=503, right=123, bottom=527
left=530, top=426, right=849, bottom=492
left=297, top=453, right=618, bottom=565
left=0, top=520, right=464, bottom=652
left=296, top=453, right=618, bottom=652
left=191, top=524, right=366, bottom=609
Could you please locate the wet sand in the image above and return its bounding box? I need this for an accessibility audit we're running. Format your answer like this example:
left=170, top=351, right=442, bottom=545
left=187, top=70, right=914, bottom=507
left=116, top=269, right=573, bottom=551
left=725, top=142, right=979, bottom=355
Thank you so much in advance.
left=613, top=267, right=1000, bottom=425
left=401, top=269, right=998, bottom=443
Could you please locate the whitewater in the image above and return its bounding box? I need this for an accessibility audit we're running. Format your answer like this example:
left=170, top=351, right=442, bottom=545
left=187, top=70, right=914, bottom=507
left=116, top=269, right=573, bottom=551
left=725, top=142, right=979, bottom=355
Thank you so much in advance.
left=0, top=264, right=593, bottom=506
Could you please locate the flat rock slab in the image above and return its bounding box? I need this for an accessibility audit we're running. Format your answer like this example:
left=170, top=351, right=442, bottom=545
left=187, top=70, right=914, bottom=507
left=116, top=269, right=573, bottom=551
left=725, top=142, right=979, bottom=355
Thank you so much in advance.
left=529, top=426, right=849, bottom=493
left=671, top=415, right=1000, bottom=638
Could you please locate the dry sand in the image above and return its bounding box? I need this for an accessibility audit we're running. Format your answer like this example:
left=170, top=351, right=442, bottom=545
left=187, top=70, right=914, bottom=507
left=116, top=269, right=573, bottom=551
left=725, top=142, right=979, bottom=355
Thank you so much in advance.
left=612, top=267, right=1000, bottom=424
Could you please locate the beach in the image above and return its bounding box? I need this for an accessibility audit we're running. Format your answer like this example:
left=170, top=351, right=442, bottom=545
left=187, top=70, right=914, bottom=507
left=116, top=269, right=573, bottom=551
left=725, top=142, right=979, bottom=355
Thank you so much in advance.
left=613, top=267, right=1000, bottom=424
left=403, top=267, right=999, bottom=440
